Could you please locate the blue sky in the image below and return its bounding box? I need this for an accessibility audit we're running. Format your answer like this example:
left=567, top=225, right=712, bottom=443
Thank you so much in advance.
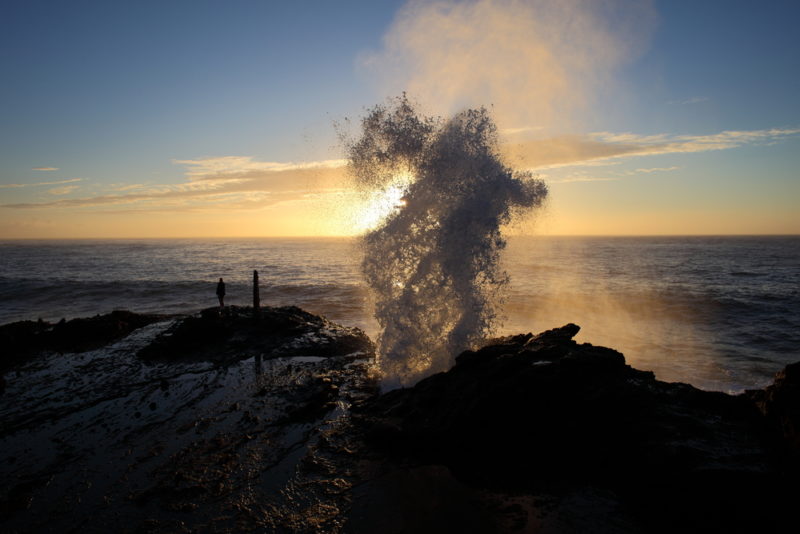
left=1, top=0, right=798, bottom=237
left=623, top=1, right=799, bottom=131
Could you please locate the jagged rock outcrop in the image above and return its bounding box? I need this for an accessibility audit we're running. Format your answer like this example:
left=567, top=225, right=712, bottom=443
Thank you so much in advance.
left=748, top=361, right=800, bottom=453
left=356, top=324, right=798, bottom=533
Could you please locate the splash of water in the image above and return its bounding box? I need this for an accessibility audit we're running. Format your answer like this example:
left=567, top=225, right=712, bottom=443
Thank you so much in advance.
left=345, top=95, right=548, bottom=386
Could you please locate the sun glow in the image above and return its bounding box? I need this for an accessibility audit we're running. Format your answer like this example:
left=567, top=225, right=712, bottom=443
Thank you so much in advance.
left=352, top=173, right=414, bottom=233
left=353, top=184, right=407, bottom=232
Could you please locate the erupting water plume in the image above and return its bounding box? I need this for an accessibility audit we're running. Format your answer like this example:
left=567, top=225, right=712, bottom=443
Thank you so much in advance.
left=346, top=95, right=548, bottom=385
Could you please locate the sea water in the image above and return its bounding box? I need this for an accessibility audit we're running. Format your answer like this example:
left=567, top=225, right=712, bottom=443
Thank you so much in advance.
left=1, top=235, right=798, bottom=392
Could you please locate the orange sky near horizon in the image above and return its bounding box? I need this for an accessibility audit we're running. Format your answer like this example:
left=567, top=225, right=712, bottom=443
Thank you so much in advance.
left=3, top=178, right=798, bottom=239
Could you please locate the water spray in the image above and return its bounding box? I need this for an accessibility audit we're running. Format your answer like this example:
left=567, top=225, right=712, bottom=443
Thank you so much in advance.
left=346, top=95, right=547, bottom=386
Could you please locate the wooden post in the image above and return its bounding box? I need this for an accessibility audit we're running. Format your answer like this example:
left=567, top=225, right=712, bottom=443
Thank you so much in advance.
left=253, top=269, right=261, bottom=316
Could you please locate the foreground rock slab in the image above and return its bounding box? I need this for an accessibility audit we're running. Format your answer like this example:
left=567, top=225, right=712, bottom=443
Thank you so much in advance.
left=0, top=306, right=376, bottom=533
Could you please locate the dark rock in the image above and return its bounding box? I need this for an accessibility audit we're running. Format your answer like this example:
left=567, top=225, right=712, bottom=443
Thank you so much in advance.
left=747, top=361, right=800, bottom=452
left=0, top=320, right=51, bottom=373
left=4, top=307, right=796, bottom=533
left=0, top=304, right=378, bottom=533
left=0, top=474, right=54, bottom=519
left=137, top=305, right=373, bottom=363
left=347, top=465, right=494, bottom=534
left=0, top=311, right=168, bottom=373
left=358, top=324, right=796, bottom=533
left=524, top=322, right=581, bottom=348
left=49, top=310, right=162, bottom=352
left=282, top=375, right=341, bottom=423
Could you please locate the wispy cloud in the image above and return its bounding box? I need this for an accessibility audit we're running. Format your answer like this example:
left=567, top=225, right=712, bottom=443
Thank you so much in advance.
left=32, top=166, right=59, bottom=171
left=0, top=177, right=82, bottom=189
left=594, top=127, right=800, bottom=155
left=667, top=96, right=709, bottom=105
left=1, top=159, right=348, bottom=211
left=501, top=126, right=544, bottom=136
left=632, top=166, right=680, bottom=174
left=48, top=185, right=80, bottom=195
left=547, top=175, right=620, bottom=184
left=173, top=156, right=346, bottom=180
left=107, top=183, right=147, bottom=192
left=503, top=127, right=800, bottom=170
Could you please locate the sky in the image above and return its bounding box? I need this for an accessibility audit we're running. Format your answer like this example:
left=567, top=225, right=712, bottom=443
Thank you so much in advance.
left=1, top=0, right=798, bottom=238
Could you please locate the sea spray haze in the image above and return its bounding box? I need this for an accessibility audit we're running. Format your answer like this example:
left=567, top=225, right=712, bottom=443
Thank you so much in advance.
left=360, top=0, right=656, bottom=132
left=345, top=96, right=547, bottom=385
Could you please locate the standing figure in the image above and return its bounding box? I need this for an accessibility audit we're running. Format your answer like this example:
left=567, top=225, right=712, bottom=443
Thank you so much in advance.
left=216, top=277, right=226, bottom=308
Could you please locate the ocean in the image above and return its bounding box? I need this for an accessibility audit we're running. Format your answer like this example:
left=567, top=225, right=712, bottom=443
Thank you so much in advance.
left=1, top=236, right=798, bottom=392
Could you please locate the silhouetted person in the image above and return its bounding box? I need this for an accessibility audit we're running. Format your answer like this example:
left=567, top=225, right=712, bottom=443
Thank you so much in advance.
left=216, top=278, right=226, bottom=308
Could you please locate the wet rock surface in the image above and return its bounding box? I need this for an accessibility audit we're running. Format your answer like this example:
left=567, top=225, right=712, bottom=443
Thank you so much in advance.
left=0, top=310, right=168, bottom=374
left=1, top=314, right=799, bottom=533
left=355, top=324, right=800, bottom=534
left=137, top=305, right=372, bottom=362
left=0, top=306, right=377, bottom=533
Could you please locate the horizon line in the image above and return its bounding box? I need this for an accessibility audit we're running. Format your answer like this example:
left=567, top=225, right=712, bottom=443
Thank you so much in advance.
left=2, top=233, right=799, bottom=241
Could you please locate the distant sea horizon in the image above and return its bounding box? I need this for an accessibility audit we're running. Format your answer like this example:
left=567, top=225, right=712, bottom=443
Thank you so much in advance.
left=3, top=233, right=798, bottom=240
left=2, top=235, right=798, bottom=393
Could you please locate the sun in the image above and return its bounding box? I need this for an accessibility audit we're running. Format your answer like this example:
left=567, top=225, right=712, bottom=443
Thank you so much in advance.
left=349, top=172, right=415, bottom=233
left=353, top=184, right=408, bottom=232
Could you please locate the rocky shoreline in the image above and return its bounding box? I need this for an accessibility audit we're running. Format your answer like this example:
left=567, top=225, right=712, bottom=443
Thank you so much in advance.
left=1, top=308, right=798, bottom=533
left=352, top=324, right=800, bottom=533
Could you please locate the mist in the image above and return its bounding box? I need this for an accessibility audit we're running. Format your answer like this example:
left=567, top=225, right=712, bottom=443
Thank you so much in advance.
left=361, top=0, right=656, bottom=132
